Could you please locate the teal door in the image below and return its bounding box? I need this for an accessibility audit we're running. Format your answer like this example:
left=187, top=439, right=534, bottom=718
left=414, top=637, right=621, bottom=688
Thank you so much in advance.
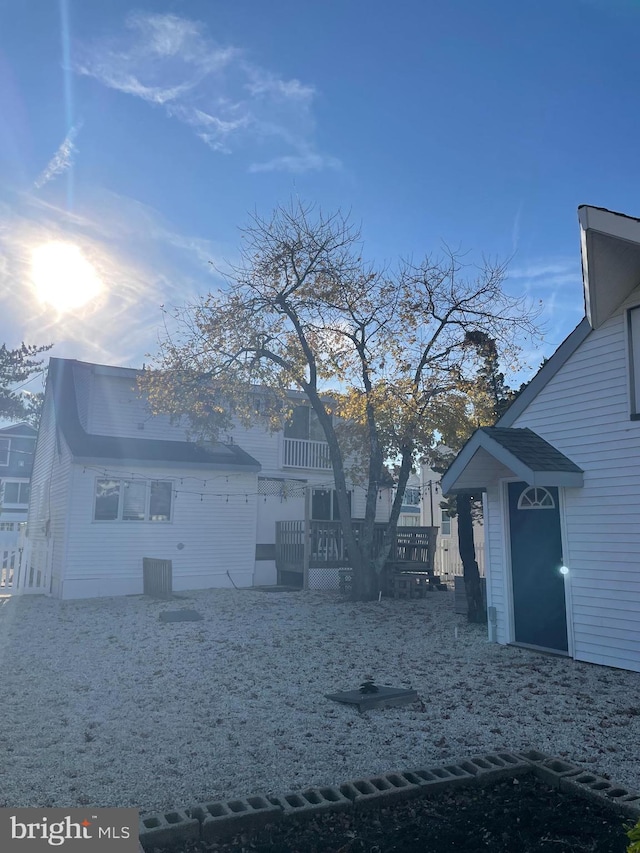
left=508, top=482, right=568, bottom=652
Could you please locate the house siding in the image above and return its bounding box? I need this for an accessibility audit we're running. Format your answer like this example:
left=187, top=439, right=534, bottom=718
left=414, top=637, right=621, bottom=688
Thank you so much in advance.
left=86, top=373, right=190, bottom=441
left=26, top=390, right=72, bottom=597
left=62, top=464, right=258, bottom=599
left=493, top=299, right=640, bottom=672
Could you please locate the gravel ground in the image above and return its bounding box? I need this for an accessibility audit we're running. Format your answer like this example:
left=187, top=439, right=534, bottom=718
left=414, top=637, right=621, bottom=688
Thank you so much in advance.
left=0, top=589, right=638, bottom=817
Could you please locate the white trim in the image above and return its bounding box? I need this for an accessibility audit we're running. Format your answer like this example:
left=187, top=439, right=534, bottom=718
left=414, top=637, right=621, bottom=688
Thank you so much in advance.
left=500, top=478, right=517, bottom=645
left=503, top=479, right=571, bottom=656
left=92, top=476, right=174, bottom=523
left=558, top=487, right=575, bottom=660
left=481, top=491, right=494, bottom=641
left=626, top=305, right=640, bottom=417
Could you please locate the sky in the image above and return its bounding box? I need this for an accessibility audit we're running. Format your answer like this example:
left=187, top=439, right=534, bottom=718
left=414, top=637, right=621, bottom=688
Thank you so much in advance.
left=2, top=0, right=640, bottom=401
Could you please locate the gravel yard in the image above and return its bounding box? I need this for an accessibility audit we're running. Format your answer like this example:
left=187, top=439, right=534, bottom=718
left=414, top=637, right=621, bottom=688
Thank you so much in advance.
left=0, top=589, right=638, bottom=817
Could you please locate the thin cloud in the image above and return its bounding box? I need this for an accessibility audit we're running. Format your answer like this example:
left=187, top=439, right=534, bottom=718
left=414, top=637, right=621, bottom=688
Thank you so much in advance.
left=508, top=260, right=580, bottom=280
left=249, top=150, right=342, bottom=174
left=34, top=122, right=83, bottom=189
left=73, top=12, right=337, bottom=173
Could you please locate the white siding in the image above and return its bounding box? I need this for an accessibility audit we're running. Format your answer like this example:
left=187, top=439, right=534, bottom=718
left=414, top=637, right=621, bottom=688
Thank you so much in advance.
left=87, top=373, right=189, bottom=441
left=502, top=300, right=640, bottom=672
left=62, top=464, right=258, bottom=599
left=26, top=388, right=72, bottom=597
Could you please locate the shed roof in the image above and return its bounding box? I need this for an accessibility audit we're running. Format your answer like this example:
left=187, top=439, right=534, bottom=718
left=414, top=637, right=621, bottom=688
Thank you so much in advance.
left=440, top=427, right=583, bottom=494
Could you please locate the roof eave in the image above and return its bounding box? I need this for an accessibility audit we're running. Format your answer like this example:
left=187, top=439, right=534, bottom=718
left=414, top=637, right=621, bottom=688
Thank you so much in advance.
left=441, top=429, right=583, bottom=494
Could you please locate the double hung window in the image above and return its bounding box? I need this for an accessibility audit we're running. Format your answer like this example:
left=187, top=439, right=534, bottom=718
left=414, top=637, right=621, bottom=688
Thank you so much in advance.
left=94, top=479, right=172, bottom=521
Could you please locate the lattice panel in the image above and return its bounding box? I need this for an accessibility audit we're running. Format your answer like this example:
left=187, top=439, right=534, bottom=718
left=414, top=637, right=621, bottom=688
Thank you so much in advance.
left=258, top=478, right=306, bottom=499
left=308, top=567, right=342, bottom=591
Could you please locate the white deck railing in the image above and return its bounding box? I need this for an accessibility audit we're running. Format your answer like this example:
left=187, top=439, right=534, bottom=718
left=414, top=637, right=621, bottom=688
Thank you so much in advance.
left=434, top=539, right=485, bottom=578
left=282, top=437, right=332, bottom=469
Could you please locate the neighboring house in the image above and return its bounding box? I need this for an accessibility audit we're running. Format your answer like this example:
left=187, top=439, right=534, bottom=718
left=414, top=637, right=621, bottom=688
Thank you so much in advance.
left=419, top=458, right=485, bottom=579
left=26, top=357, right=389, bottom=599
left=0, top=422, right=36, bottom=535
left=442, top=205, right=640, bottom=673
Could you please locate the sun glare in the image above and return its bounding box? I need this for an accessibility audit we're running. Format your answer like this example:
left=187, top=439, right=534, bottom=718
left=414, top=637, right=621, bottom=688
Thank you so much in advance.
left=31, top=241, right=103, bottom=312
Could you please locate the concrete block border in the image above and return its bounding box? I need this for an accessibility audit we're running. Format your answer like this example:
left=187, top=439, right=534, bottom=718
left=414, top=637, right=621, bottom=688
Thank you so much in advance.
left=138, top=750, right=640, bottom=850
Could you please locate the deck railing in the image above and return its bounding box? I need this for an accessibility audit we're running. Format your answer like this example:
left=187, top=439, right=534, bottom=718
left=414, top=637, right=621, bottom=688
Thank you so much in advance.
left=282, top=437, right=332, bottom=469
left=275, top=520, right=437, bottom=581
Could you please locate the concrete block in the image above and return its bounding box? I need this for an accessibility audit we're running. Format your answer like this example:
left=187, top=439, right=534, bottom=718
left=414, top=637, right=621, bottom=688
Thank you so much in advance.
left=531, top=758, right=584, bottom=789
left=455, top=753, right=531, bottom=784
left=340, top=773, right=420, bottom=808
left=139, top=809, right=200, bottom=850
left=269, top=786, right=352, bottom=820
left=394, top=764, right=473, bottom=794
left=559, top=774, right=640, bottom=817
left=190, top=795, right=281, bottom=841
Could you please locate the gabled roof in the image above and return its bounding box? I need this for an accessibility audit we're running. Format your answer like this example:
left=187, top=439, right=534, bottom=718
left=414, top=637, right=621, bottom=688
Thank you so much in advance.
left=441, top=427, right=583, bottom=495
left=48, top=358, right=261, bottom=472
left=0, top=422, right=37, bottom=437
left=498, top=204, right=640, bottom=427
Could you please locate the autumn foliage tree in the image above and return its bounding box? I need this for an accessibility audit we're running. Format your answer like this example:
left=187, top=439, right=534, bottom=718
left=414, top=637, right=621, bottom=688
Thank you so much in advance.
left=140, top=201, right=539, bottom=600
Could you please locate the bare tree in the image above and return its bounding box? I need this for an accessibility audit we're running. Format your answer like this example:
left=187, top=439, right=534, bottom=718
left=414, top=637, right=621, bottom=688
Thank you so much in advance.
left=140, top=201, right=540, bottom=600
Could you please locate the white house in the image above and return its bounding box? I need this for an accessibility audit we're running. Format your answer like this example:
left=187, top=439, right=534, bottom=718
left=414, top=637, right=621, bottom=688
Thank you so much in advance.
left=442, top=205, right=640, bottom=674
left=0, top=422, right=37, bottom=589
left=419, top=458, right=485, bottom=580
left=26, top=357, right=389, bottom=599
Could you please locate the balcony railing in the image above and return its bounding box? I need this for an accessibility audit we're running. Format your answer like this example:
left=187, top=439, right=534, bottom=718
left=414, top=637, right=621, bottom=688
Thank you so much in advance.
left=282, top=437, right=332, bottom=469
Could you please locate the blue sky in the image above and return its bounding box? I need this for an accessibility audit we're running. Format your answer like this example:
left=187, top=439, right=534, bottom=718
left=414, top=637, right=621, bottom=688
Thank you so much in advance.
left=2, top=0, right=640, bottom=395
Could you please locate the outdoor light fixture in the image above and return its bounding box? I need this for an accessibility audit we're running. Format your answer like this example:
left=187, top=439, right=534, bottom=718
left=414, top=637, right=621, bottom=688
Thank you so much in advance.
left=559, top=565, right=569, bottom=575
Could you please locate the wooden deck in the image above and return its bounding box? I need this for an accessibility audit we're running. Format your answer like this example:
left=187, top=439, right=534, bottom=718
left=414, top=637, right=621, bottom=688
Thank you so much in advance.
left=275, top=520, right=438, bottom=588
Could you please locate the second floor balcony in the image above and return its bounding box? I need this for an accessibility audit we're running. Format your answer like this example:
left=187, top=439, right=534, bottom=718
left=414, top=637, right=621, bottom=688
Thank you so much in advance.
left=282, top=437, right=332, bottom=469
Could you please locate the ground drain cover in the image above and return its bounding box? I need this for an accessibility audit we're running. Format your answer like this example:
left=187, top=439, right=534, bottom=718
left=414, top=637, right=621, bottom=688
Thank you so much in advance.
left=159, top=610, right=203, bottom=622
left=326, top=686, right=419, bottom=711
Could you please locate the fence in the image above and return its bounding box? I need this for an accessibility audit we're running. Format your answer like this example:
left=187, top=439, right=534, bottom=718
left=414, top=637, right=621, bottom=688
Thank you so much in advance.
left=0, top=525, right=51, bottom=595
left=434, top=539, right=485, bottom=579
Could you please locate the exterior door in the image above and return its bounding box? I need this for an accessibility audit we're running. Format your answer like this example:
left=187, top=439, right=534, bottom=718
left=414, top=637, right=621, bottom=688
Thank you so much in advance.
left=507, top=482, right=568, bottom=652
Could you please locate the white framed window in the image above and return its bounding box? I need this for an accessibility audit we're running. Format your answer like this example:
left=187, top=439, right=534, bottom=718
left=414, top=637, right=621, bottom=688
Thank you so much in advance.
left=284, top=405, right=325, bottom=441
left=402, top=487, right=421, bottom=506
left=2, top=481, right=30, bottom=505
left=629, top=306, right=640, bottom=417
left=0, top=439, right=9, bottom=466
left=94, top=479, right=173, bottom=522
left=517, top=486, right=555, bottom=509
left=0, top=522, right=15, bottom=531
left=440, top=509, right=451, bottom=535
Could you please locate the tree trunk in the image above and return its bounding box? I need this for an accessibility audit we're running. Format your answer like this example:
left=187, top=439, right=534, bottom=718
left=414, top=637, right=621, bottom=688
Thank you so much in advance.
left=457, top=493, right=486, bottom=624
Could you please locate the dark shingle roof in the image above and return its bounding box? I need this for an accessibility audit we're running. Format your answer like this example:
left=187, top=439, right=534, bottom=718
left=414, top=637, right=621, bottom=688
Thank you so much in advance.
left=49, top=358, right=261, bottom=471
left=480, top=427, right=583, bottom=473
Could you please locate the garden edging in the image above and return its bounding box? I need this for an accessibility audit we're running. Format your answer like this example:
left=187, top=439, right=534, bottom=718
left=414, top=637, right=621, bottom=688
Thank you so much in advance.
left=138, top=749, right=640, bottom=849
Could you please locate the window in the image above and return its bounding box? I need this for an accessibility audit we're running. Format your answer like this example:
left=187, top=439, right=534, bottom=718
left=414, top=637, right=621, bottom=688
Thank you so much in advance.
left=440, top=509, right=451, bottom=536
left=284, top=405, right=325, bottom=441
left=402, top=487, right=421, bottom=506
left=94, top=479, right=172, bottom=521
left=2, top=481, right=30, bottom=505
left=0, top=522, right=15, bottom=531
left=517, top=486, right=555, bottom=509
left=0, top=439, right=9, bottom=466
left=311, top=488, right=351, bottom=520
left=629, top=306, right=640, bottom=416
